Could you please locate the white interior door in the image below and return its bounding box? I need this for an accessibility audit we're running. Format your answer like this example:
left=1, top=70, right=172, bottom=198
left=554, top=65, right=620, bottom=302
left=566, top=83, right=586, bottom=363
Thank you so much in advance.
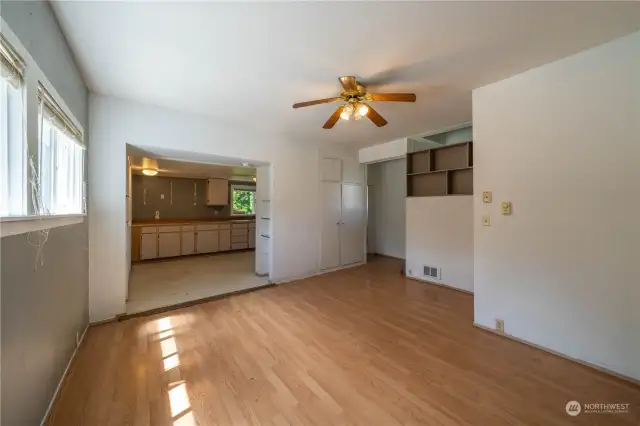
left=320, top=181, right=342, bottom=270
left=340, top=183, right=365, bottom=266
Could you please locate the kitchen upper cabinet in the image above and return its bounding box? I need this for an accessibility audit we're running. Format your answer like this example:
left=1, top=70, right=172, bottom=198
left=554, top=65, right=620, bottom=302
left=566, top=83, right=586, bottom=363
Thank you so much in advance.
left=158, top=233, right=181, bottom=258
left=140, top=233, right=158, bottom=260
left=206, top=178, right=229, bottom=206
left=196, top=230, right=219, bottom=253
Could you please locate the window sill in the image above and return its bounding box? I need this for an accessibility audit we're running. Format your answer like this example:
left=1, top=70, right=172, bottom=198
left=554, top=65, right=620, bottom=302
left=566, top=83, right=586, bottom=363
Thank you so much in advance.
left=0, top=214, right=85, bottom=238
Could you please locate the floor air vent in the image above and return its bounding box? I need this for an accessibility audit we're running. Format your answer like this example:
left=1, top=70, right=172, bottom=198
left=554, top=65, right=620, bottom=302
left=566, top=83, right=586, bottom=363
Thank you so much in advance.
left=423, top=265, right=440, bottom=280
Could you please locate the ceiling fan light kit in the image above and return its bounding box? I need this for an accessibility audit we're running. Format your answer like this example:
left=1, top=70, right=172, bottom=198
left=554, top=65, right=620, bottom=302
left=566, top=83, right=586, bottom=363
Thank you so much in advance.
left=142, top=168, right=158, bottom=176
left=292, top=76, right=416, bottom=129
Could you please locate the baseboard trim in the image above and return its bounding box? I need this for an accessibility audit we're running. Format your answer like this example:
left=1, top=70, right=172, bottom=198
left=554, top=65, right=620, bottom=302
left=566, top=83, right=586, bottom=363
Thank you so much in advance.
left=275, top=262, right=366, bottom=285
left=405, top=276, right=474, bottom=295
left=473, top=322, right=640, bottom=388
left=89, top=316, right=118, bottom=327
left=40, top=323, right=90, bottom=426
left=371, top=253, right=405, bottom=261
left=119, top=283, right=276, bottom=321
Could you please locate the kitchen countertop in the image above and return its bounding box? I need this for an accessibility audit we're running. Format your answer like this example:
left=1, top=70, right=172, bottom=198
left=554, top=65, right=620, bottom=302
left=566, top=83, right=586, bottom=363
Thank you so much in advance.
left=132, top=216, right=255, bottom=226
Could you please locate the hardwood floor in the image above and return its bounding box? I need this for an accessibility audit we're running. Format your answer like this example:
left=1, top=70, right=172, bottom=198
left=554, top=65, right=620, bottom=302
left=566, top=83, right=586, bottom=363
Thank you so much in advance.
left=47, top=257, right=639, bottom=426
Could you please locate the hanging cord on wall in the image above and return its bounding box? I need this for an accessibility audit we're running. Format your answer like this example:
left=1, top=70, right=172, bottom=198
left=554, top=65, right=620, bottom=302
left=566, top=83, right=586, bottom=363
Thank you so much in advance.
left=27, top=128, right=51, bottom=269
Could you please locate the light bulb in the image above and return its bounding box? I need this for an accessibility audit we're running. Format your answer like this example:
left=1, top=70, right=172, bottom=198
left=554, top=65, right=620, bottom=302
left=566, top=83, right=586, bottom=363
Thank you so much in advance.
left=142, top=169, right=158, bottom=176
left=340, top=111, right=350, bottom=120
left=358, top=104, right=369, bottom=116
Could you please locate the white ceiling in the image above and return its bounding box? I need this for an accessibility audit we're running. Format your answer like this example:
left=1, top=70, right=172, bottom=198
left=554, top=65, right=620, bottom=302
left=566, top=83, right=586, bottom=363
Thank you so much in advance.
left=127, top=145, right=256, bottom=179
left=52, top=2, right=640, bottom=148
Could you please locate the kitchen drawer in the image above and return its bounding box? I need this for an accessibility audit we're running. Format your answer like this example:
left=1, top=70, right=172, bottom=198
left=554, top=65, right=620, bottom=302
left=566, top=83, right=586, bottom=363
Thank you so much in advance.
left=141, top=227, right=157, bottom=234
left=232, top=223, right=248, bottom=230
left=232, top=242, right=248, bottom=250
left=232, top=234, right=248, bottom=243
left=197, top=223, right=219, bottom=231
left=181, top=225, right=195, bottom=231
left=232, top=229, right=248, bottom=236
left=218, top=223, right=231, bottom=230
left=158, top=226, right=181, bottom=233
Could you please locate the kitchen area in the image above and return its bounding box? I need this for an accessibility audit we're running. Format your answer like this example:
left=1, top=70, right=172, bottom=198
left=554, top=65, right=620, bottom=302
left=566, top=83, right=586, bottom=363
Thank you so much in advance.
left=125, top=152, right=272, bottom=315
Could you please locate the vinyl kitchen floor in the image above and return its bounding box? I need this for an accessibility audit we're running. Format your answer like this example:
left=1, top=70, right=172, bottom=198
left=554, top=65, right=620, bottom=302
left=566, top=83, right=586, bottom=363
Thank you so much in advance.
left=126, top=251, right=269, bottom=314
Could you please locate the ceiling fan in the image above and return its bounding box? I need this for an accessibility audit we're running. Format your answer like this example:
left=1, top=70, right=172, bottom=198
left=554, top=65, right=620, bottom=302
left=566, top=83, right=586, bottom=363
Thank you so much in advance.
left=292, top=76, right=416, bottom=129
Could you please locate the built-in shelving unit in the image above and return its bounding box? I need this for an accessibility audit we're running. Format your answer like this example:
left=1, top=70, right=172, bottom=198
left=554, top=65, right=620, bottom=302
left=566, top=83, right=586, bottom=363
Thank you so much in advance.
left=406, top=141, right=473, bottom=197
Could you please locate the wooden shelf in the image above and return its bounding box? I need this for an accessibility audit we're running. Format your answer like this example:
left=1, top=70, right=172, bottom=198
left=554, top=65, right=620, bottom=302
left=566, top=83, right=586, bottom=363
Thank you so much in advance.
left=406, top=142, right=473, bottom=197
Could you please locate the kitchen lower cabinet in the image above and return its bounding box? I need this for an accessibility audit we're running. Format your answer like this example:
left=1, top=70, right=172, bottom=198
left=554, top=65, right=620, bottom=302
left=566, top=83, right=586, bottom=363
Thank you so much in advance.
left=140, top=233, right=158, bottom=260
left=219, top=229, right=231, bottom=251
left=181, top=231, right=195, bottom=255
left=158, top=233, right=181, bottom=258
left=196, top=230, right=219, bottom=254
left=136, top=221, right=256, bottom=261
left=248, top=228, right=255, bottom=249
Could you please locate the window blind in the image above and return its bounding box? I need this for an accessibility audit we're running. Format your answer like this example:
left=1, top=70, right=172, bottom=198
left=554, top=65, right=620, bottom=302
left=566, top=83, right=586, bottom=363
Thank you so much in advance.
left=0, top=34, right=24, bottom=88
left=37, top=83, right=85, bottom=148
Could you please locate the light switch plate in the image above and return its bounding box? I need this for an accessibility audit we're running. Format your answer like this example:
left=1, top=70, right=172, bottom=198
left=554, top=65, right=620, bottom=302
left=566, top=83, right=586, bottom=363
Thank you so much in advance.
left=483, top=191, right=492, bottom=203
left=482, top=215, right=491, bottom=226
left=501, top=202, right=512, bottom=215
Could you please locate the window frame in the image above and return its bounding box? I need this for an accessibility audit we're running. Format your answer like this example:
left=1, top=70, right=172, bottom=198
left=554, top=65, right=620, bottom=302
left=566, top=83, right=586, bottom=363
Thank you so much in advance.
left=0, top=27, right=86, bottom=237
left=230, top=184, right=257, bottom=216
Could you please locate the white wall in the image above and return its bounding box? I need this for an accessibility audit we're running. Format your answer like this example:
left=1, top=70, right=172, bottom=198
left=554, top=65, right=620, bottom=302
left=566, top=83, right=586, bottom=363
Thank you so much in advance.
left=358, top=138, right=407, bottom=164
left=88, top=95, right=361, bottom=322
left=367, top=158, right=406, bottom=259
left=406, top=197, right=474, bottom=292
left=473, top=31, right=640, bottom=380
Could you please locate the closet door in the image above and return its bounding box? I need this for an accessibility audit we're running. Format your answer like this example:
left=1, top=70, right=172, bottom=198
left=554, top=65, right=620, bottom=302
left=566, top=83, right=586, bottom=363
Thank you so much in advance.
left=340, top=183, right=365, bottom=266
left=320, top=181, right=342, bottom=270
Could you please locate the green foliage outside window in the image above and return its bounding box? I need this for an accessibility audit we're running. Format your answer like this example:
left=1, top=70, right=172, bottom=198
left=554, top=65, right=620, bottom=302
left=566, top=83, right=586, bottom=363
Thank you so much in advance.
left=233, top=189, right=255, bottom=215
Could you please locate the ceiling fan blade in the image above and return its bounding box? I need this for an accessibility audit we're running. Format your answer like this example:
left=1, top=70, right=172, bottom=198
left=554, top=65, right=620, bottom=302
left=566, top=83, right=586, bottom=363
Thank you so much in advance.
left=339, top=76, right=358, bottom=92
left=369, top=93, right=416, bottom=102
left=323, top=105, right=345, bottom=129
left=293, top=97, right=341, bottom=109
left=366, top=105, right=388, bottom=127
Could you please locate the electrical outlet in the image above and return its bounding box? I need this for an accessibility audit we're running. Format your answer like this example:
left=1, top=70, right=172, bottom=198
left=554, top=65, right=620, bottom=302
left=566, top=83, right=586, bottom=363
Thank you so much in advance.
left=501, top=202, right=512, bottom=215
left=496, top=319, right=505, bottom=333
left=482, top=215, right=491, bottom=226
left=483, top=191, right=492, bottom=203
left=161, top=193, right=165, bottom=200
left=155, top=210, right=160, bottom=219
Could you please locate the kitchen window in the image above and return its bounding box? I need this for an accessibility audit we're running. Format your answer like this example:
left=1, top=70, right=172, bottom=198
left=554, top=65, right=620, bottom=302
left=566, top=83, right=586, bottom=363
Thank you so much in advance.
left=231, top=185, right=256, bottom=215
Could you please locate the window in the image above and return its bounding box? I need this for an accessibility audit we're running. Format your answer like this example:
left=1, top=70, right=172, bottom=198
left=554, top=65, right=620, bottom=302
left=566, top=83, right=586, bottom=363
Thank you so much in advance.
left=0, top=34, right=25, bottom=217
left=231, top=185, right=256, bottom=215
left=37, top=84, right=85, bottom=215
